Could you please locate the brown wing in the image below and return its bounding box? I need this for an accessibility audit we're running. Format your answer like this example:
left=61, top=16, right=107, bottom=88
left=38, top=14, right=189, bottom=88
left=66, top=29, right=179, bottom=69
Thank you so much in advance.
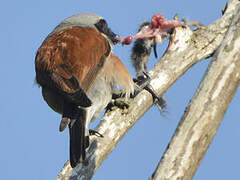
left=35, top=26, right=111, bottom=107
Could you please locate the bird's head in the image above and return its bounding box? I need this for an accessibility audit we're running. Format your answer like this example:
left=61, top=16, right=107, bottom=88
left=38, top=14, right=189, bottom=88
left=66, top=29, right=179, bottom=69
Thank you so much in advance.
left=53, top=13, right=121, bottom=45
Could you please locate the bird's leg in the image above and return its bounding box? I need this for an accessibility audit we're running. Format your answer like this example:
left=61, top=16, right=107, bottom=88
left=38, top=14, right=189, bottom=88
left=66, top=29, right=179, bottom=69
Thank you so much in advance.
left=134, top=72, right=167, bottom=112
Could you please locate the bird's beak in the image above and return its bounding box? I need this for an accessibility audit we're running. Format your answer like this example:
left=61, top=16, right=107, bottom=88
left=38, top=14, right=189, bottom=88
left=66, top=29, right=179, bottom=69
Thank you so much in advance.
left=107, top=29, right=121, bottom=45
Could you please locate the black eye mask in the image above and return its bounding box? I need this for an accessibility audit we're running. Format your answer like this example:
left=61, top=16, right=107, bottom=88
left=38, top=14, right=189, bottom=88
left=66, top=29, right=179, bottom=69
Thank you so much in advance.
left=95, top=19, right=119, bottom=44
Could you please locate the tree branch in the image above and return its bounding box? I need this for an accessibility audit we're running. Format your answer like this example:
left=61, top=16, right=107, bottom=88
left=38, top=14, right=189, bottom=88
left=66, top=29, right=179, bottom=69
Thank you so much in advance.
left=150, top=2, right=240, bottom=180
left=56, top=0, right=240, bottom=179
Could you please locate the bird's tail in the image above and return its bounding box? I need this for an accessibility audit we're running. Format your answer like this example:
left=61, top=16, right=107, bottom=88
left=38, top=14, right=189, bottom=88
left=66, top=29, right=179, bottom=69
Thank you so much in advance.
left=62, top=103, right=90, bottom=168
left=69, top=109, right=89, bottom=168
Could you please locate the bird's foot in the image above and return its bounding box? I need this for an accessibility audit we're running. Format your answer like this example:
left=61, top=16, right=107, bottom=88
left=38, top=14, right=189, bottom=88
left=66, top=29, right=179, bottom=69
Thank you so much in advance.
left=134, top=72, right=167, bottom=112
left=143, top=84, right=167, bottom=112
left=133, top=72, right=150, bottom=88
left=112, top=98, right=130, bottom=109
left=106, top=98, right=131, bottom=112
left=107, top=92, right=132, bottom=114
left=89, top=129, right=104, bottom=138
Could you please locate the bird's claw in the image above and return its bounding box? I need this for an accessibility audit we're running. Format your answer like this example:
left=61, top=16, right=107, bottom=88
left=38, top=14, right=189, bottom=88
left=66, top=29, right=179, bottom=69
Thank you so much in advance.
left=143, top=84, right=167, bottom=112
left=106, top=93, right=131, bottom=113
left=113, top=99, right=130, bottom=109
left=134, top=73, right=167, bottom=112
left=89, top=129, right=104, bottom=138
left=134, top=71, right=150, bottom=88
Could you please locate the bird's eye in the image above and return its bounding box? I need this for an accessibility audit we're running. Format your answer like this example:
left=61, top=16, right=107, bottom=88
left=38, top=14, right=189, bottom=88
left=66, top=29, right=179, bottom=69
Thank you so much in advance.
left=95, top=19, right=119, bottom=44
left=95, top=19, right=108, bottom=34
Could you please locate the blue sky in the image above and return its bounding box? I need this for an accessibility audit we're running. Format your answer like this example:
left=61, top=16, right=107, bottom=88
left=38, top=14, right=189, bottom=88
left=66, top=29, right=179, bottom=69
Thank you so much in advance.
left=1, top=0, right=239, bottom=179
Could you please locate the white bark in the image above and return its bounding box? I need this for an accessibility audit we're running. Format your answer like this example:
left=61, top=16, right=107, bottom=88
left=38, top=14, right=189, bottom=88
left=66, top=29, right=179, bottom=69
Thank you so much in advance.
left=56, top=1, right=240, bottom=179
left=150, top=2, right=240, bottom=179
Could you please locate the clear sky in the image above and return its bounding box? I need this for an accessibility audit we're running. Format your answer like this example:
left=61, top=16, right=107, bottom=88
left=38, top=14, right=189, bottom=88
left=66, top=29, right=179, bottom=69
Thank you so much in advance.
left=1, top=0, right=239, bottom=179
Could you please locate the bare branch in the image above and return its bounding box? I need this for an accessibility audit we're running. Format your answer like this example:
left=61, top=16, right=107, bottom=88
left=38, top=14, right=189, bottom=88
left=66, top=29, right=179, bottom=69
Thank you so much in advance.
left=150, top=2, right=240, bottom=180
left=56, top=0, right=240, bottom=179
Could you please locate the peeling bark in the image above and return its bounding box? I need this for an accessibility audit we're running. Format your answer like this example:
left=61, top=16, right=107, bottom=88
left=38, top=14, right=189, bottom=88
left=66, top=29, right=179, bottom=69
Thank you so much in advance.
left=150, top=1, right=240, bottom=180
left=56, top=0, right=240, bottom=179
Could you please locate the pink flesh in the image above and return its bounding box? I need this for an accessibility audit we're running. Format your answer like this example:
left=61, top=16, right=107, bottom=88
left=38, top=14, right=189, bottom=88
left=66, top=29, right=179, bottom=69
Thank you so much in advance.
left=121, top=13, right=184, bottom=45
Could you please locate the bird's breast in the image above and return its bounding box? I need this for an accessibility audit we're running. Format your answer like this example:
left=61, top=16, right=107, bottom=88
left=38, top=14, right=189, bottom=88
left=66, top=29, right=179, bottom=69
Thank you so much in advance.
left=85, top=69, right=113, bottom=122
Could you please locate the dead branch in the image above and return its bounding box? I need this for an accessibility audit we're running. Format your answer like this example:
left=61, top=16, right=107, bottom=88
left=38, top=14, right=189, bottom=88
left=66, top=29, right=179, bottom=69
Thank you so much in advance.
left=150, top=2, right=240, bottom=179
left=56, top=0, right=240, bottom=179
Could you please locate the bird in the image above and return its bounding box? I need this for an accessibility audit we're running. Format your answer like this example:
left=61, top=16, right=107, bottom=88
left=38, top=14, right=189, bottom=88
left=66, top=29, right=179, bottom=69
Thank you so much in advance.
left=35, top=13, right=134, bottom=168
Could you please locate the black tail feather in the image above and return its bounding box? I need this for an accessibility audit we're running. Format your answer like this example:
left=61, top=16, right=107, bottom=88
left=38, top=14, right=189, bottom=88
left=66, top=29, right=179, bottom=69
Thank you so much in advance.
left=68, top=108, right=89, bottom=168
